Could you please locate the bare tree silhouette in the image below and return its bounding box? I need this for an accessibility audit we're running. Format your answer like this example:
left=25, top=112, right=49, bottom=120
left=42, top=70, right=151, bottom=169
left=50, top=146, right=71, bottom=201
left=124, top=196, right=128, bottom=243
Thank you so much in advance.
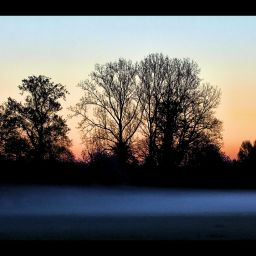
left=70, top=59, right=144, bottom=166
left=137, top=54, right=222, bottom=168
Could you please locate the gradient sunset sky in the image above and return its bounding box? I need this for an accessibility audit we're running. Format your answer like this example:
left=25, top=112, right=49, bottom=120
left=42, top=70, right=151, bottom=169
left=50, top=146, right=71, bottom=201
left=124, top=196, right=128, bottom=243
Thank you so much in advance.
left=0, top=16, right=255, bottom=160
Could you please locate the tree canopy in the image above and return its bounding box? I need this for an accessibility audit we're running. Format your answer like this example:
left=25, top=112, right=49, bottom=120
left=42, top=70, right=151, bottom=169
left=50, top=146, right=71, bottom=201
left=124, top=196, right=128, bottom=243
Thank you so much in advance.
left=238, top=140, right=256, bottom=164
left=0, top=75, right=73, bottom=161
left=138, top=54, right=222, bottom=167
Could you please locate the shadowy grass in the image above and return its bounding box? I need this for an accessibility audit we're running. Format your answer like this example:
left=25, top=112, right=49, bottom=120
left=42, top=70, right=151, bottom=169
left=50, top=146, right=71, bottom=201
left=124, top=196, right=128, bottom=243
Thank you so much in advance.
left=1, top=159, right=256, bottom=189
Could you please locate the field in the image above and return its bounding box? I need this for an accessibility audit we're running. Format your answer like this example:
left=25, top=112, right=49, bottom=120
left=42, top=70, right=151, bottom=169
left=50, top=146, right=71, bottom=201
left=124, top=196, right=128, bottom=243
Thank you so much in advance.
left=1, top=186, right=256, bottom=239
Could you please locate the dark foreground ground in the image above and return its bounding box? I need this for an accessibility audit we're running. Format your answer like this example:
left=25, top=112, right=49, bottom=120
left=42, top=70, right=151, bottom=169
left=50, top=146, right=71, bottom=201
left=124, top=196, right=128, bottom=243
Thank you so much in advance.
left=2, top=186, right=256, bottom=240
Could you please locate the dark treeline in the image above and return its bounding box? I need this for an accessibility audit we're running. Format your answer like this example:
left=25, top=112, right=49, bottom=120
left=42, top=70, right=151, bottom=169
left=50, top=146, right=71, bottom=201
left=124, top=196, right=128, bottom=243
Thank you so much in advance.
left=0, top=53, right=255, bottom=188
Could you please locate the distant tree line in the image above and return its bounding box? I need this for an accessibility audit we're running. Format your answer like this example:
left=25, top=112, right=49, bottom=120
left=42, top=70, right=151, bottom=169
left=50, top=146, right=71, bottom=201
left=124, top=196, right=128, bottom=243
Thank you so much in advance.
left=0, top=53, right=255, bottom=187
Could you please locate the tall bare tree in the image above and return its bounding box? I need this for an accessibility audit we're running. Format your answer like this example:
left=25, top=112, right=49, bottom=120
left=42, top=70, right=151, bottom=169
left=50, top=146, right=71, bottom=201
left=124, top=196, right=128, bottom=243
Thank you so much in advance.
left=138, top=54, right=222, bottom=167
left=70, top=59, right=143, bottom=165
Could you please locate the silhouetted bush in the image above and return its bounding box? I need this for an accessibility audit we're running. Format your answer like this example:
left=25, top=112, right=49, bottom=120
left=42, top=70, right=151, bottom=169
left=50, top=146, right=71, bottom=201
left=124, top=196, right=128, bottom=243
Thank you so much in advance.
left=87, top=151, right=126, bottom=185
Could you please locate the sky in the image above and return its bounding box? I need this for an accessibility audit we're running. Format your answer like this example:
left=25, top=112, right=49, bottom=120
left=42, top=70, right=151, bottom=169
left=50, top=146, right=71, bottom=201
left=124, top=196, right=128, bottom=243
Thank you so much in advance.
left=0, top=16, right=255, bottom=160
